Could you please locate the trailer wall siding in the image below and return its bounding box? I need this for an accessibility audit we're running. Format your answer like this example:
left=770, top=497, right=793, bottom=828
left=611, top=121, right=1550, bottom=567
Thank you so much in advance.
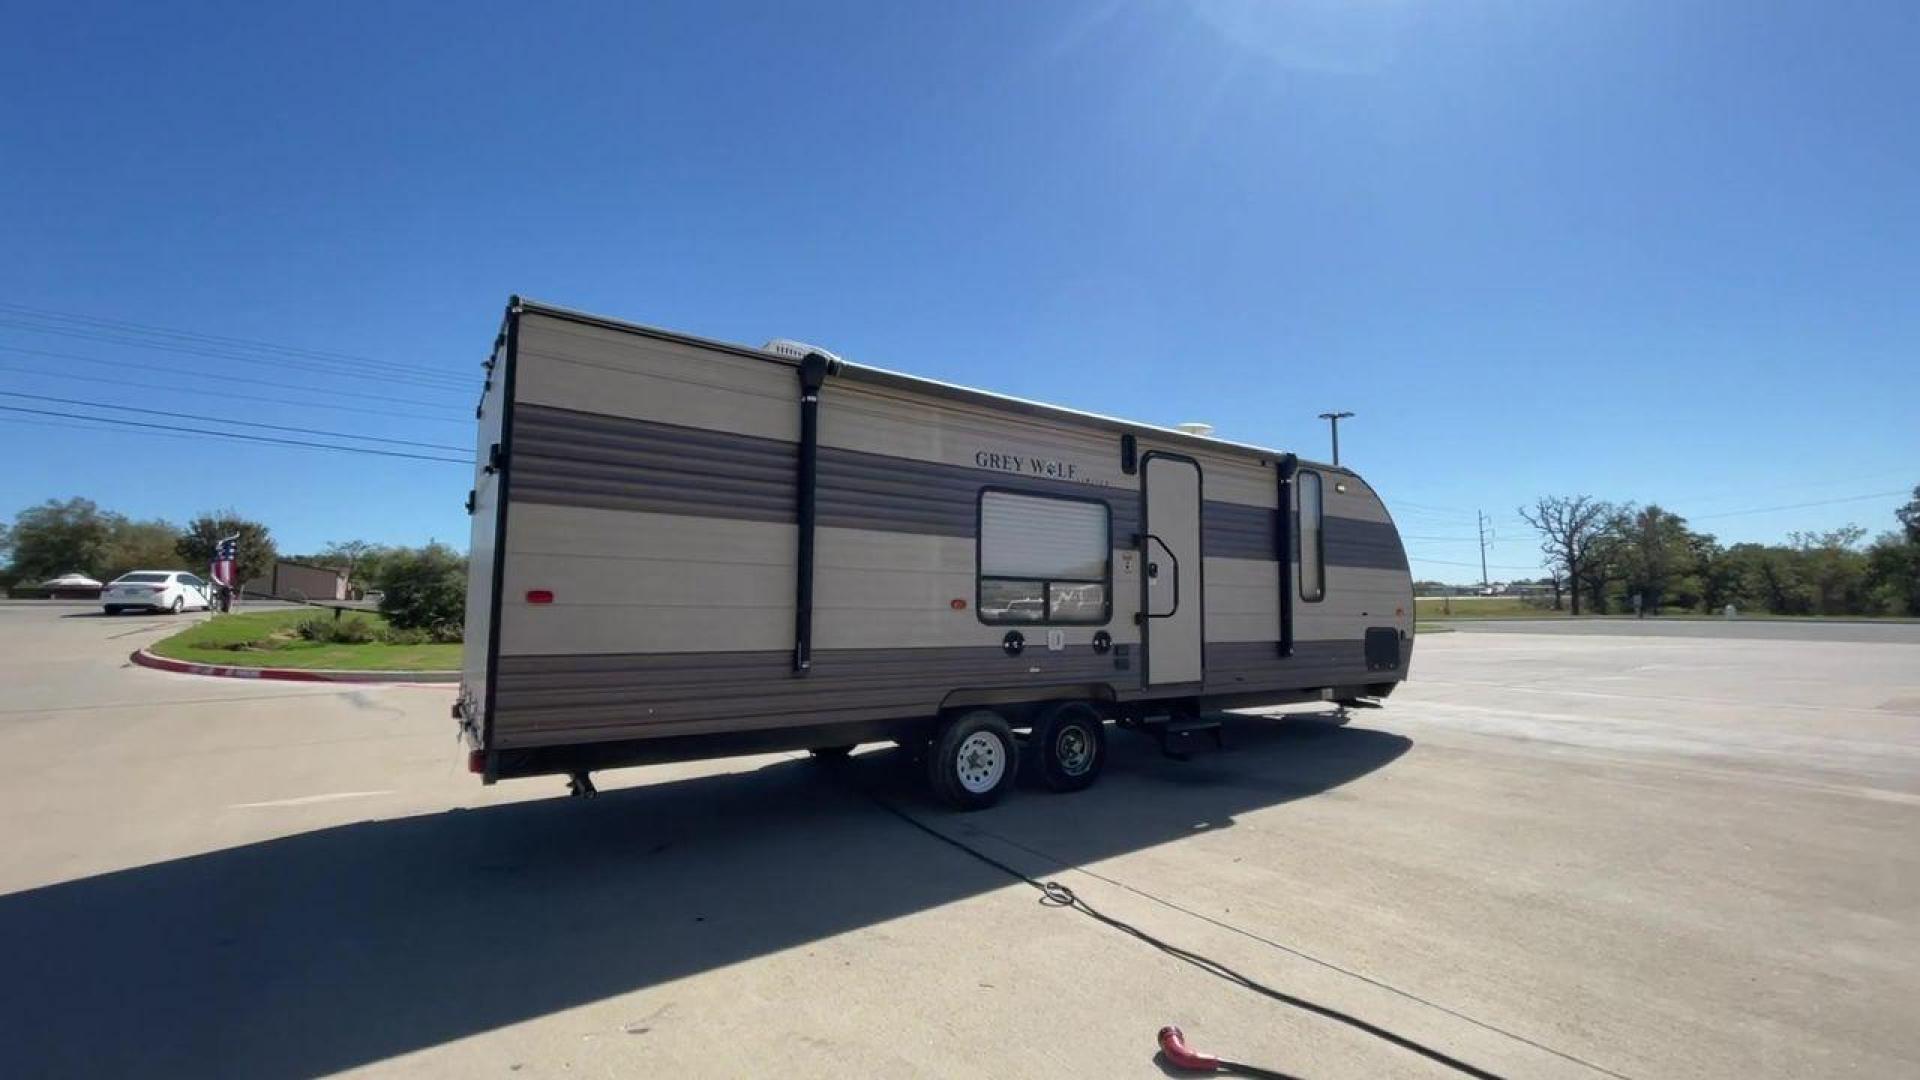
left=506, top=401, right=1402, bottom=573
left=459, top=323, right=512, bottom=738
left=489, top=638, right=1396, bottom=750
left=485, top=309, right=1412, bottom=753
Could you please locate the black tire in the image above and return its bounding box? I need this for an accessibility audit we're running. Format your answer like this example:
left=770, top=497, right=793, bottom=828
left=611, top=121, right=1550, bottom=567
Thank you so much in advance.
left=170, top=596, right=185, bottom=614
left=808, top=744, right=856, bottom=761
left=928, top=710, right=1018, bottom=810
left=1030, top=701, right=1107, bottom=792
left=103, top=606, right=121, bottom=616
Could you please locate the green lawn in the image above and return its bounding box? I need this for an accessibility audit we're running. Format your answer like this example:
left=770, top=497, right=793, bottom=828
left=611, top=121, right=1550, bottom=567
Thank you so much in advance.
left=1416, top=596, right=1567, bottom=619
left=148, top=609, right=461, bottom=671
left=1415, top=597, right=1919, bottom=623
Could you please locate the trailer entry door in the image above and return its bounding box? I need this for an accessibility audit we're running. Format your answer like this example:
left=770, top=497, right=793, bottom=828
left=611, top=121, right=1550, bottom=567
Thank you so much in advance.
left=1141, top=454, right=1204, bottom=686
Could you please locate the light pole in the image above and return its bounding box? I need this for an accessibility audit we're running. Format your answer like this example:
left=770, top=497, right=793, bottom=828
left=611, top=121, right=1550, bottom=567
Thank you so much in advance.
left=1316, top=411, right=1354, bottom=465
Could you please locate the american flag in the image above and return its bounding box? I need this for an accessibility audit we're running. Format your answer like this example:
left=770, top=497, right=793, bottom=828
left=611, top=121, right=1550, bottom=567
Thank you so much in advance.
left=211, top=535, right=238, bottom=588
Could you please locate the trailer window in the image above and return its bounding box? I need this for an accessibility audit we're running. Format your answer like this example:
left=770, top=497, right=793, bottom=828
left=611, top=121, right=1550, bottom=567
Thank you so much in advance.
left=977, top=490, right=1110, bottom=624
left=1299, top=470, right=1325, bottom=602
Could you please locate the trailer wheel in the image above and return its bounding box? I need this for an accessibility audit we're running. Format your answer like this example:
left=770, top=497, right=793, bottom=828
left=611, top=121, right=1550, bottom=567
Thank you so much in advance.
left=928, top=710, right=1018, bottom=810
left=1031, top=701, right=1106, bottom=792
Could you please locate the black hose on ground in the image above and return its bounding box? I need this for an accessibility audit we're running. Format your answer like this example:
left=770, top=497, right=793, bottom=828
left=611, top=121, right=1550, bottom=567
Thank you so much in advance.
left=862, top=790, right=1510, bottom=1080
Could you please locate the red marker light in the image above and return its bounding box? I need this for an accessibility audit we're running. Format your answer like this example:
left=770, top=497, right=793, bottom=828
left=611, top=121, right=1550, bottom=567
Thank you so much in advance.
left=950, top=598, right=967, bottom=610
left=526, top=589, right=554, bottom=604
left=467, top=749, right=487, bottom=774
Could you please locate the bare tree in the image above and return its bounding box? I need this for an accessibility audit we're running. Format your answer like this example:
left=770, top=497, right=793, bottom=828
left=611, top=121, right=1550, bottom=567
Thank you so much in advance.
left=1517, top=496, right=1615, bottom=616
left=321, top=539, right=377, bottom=592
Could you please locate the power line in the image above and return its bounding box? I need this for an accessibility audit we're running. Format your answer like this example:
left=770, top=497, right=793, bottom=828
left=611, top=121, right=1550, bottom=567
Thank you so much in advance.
left=0, top=301, right=472, bottom=387
left=0, top=390, right=471, bottom=452
left=1691, top=489, right=1911, bottom=521
left=0, top=343, right=470, bottom=414
left=0, top=360, right=470, bottom=424
left=1393, top=499, right=1478, bottom=516
left=0, top=414, right=220, bottom=446
left=1409, top=554, right=1543, bottom=571
left=0, top=317, right=471, bottom=393
left=0, top=404, right=473, bottom=464
left=1655, top=468, right=1916, bottom=509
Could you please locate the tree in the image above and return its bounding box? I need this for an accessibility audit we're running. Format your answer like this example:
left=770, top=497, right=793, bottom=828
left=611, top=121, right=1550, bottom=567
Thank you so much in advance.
left=1788, top=526, right=1868, bottom=615
left=1864, top=532, right=1920, bottom=616
left=1897, top=485, right=1920, bottom=546
left=1690, top=533, right=1731, bottom=613
left=1517, top=496, right=1616, bottom=616
left=1579, top=513, right=1632, bottom=613
left=102, top=519, right=184, bottom=581
left=374, top=543, right=467, bottom=639
left=3, top=497, right=122, bottom=581
left=1750, top=544, right=1811, bottom=615
left=1615, top=504, right=1699, bottom=614
left=177, top=512, right=277, bottom=587
left=318, top=539, right=380, bottom=592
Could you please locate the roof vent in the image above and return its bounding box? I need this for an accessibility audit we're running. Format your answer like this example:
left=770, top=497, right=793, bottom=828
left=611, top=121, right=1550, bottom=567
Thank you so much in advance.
left=764, top=338, right=843, bottom=365
left=1175, top=422, right=1215, bottom=438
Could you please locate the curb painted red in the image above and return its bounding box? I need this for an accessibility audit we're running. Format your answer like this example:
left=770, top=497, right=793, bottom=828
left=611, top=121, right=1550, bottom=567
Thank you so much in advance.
left=130, top=648, right=457, bottom=684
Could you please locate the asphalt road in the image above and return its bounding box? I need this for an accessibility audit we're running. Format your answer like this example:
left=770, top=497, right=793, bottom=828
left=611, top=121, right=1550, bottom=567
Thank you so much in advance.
left=0, top=604, right=1914, bottom=1078
left=1437, top=615, right=1920, bottom=644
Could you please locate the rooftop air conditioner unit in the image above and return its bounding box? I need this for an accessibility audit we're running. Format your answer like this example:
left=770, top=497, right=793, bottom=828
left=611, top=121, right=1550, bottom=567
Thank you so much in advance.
left=763, top=339, right=843, bottom=365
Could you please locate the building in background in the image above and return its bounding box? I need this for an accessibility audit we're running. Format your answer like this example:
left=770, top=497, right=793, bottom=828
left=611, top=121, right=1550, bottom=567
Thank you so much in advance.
left=241, top=560, right=348, bottom=602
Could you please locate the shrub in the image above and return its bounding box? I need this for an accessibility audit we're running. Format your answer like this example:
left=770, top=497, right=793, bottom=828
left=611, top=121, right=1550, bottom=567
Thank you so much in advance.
left=376, top=543, right=466, bottom=640
left=296, top=614, right=379, bottom=644
left=378, top=625, right=431, bottom=645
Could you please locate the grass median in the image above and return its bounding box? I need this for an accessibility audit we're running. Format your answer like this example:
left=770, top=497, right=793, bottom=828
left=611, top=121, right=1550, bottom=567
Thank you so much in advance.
left=148, top=609, right=460, bottom=671
left=1415, top=596, right=1568, bottom=619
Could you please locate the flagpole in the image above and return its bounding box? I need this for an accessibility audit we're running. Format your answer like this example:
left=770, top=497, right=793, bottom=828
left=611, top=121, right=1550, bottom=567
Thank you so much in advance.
left=212, top=532, right=241, bottom=614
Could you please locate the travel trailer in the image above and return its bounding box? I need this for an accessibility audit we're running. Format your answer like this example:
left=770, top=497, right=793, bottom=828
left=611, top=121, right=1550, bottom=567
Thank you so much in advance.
left=457, top=299, right=1413, bottom=808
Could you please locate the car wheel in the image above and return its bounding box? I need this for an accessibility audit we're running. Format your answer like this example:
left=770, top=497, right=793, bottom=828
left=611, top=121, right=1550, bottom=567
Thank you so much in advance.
left=103, top=606, right=121, bottom=616
left=928, top=709, right=1018, bottom=810
left=170, top=596, right=184, bottom=614
left=1029, top=701, right=1107, bottom=793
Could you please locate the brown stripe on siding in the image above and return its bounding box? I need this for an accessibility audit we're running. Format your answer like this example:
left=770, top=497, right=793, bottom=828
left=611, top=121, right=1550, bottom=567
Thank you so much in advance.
left=1320, top=514, right=1409, bottom=572
left=1199, top=504, right=1407, bottom=569
left=1200, top=638, right=1407, bottom=693
left=507, top=403, right=1400, bottom=569
left=513, top=404, right=796, bottom=523
left=493, top=645, right=1120, bottom=748
left=490, top=638, right=1401, bottom=749
left=1203, top=501, right=1275, bottom=560
left=819, top=445, right=1140, bottom=540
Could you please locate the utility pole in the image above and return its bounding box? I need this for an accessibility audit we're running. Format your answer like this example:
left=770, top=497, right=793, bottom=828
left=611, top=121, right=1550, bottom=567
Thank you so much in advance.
left=1477, top=510, right=1491, bottom=594
left=1316, top=411, right=1354, bottom=465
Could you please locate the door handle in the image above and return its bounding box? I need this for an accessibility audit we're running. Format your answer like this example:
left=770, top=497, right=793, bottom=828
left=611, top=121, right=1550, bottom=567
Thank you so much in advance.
left=1141, top=533, right=1180, bottom=619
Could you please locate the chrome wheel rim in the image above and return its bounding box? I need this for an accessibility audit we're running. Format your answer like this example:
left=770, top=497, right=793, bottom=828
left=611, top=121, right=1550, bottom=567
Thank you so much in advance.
left=955, top=731, right=1006, bottom=793
left=1055, top=725, right=1095, bottom=776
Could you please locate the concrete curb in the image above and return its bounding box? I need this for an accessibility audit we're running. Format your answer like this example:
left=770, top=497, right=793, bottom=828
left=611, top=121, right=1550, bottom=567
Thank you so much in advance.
left=130, top=648, right=458, bottom=684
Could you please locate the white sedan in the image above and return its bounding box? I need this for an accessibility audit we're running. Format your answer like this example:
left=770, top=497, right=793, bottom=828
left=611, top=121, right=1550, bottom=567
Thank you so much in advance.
left=102, top=571, right=215, bottom=615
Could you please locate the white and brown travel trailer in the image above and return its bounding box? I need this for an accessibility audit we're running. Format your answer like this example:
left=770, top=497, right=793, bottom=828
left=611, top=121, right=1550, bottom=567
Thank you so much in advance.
left=457, top=299, right=1413, bottom=808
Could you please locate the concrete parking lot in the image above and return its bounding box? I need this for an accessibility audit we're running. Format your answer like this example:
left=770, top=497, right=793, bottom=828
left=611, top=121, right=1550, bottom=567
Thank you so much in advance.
left=1, top=604, right=1915, bottom=1079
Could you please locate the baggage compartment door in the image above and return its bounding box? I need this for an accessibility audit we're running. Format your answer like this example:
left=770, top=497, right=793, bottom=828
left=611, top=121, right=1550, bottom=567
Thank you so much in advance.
left=1141, top=454, right=1204, bottom=687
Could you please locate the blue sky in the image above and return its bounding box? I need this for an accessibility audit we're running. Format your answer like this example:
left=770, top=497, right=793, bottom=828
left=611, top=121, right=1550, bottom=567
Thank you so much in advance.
left=2, top=1, right=1914, bottom=581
